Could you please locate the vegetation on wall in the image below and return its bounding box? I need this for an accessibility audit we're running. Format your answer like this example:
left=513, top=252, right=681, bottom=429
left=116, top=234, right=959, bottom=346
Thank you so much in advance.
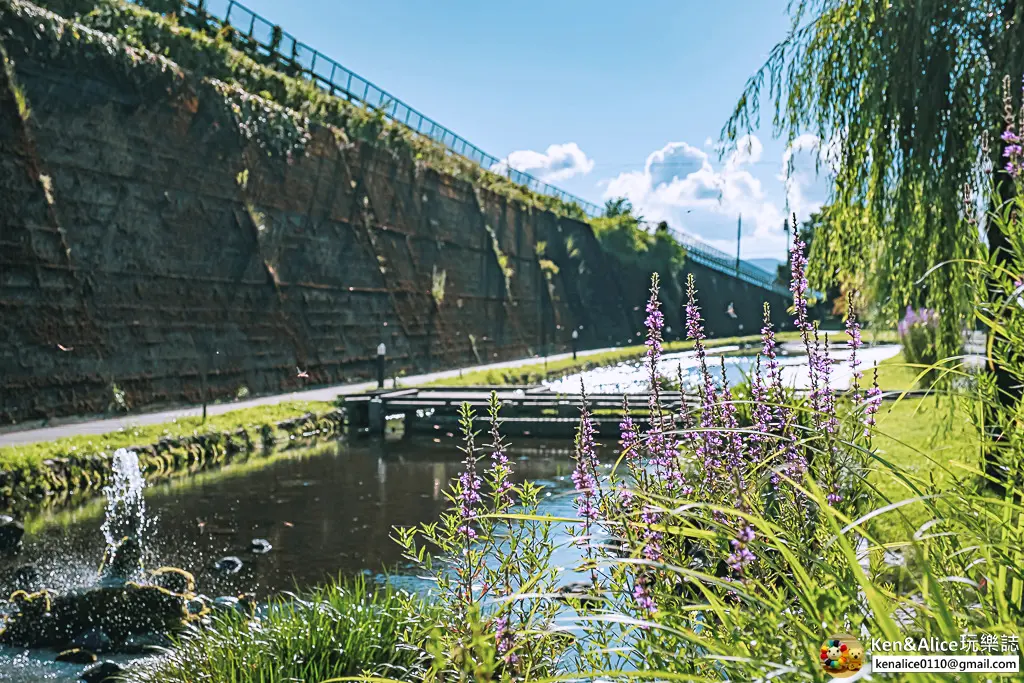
left=9, top=0, right=695, bottom=311
left=19, top=0, right=591, bottom=220
left=590, top=198, right=687, bottom=312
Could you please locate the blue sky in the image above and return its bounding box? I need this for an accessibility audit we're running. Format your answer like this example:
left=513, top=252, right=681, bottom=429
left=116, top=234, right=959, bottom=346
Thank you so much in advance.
left=221, top=0, right=832, bottom=261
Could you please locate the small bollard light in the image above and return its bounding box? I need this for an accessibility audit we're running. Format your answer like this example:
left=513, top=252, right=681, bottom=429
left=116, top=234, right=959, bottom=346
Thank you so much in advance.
left=376, top=342, right=386, bottom=389
left=571, top=329, right=579, bottom=361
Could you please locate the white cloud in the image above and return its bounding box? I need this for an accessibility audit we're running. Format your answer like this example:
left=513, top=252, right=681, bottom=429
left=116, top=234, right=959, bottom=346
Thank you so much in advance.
left=599, top=134, right=838, bottom=260
left=492, top=142, right=594, bottom=182
left=602, top=135, right=787, bottom=259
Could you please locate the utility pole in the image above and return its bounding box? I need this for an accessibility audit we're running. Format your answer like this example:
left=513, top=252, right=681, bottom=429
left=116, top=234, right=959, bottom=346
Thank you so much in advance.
left=735, top=214, right=742, bottom=274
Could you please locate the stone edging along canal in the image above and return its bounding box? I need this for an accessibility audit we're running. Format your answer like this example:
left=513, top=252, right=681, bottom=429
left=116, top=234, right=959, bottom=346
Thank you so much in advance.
left=0, top=410, right=346, bottom=515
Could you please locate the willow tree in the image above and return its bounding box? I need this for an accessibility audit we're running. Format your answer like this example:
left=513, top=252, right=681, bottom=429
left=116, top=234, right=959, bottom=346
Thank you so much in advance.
left=724, top=0, right=1023, bottom=350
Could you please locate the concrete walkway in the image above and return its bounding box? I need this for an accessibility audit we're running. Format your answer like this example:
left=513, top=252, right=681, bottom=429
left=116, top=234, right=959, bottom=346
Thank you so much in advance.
left=0, top=345, right=622, bottom=448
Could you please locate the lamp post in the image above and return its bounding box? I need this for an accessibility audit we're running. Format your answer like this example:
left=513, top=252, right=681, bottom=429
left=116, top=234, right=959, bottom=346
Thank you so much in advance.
left=571, top=329, right=579, bottom=361
left=376, top=342, right=386, bottom=389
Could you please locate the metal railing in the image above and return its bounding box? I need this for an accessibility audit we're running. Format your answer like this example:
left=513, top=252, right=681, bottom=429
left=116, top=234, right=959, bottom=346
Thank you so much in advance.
left=658, top=225, right=791, bottom=296
left=130, top=0, right=788, bottom=296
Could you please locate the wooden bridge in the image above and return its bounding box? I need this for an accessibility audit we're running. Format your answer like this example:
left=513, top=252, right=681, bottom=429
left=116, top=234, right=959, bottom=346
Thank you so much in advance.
left=344, top=384, right=925, bottom=440
left=344, top=387, right=695, bottom=439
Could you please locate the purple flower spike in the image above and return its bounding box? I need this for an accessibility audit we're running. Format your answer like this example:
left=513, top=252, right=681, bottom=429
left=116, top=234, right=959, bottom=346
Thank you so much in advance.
left=572, top=384, right=601, bottom=523
left=727, top=525, right=756, bottom=575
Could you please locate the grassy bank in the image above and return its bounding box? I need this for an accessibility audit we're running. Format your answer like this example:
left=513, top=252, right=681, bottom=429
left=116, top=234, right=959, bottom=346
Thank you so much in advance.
left=0, top=401, right=341, bottom=514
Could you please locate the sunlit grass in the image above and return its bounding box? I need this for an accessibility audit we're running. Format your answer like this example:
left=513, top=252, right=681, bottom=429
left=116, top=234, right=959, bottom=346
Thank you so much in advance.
left=131, top=578, right=429, bottom=683
left=0, top=400, right=336, bottom=471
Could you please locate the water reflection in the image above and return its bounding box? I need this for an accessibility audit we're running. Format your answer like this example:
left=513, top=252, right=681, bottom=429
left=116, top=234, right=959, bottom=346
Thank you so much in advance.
left=4, top=438, right=581, bottom=601
left=545, top=344, right=903, bottom=394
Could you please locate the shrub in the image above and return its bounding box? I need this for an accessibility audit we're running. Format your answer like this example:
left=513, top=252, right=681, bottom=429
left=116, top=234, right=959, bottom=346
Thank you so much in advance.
left=897, top=305, right=941, bottom=372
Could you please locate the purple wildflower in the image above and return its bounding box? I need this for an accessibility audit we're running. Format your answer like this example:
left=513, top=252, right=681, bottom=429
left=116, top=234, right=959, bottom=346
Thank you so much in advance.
left=486, top=396, right=515, bottom=511
left=826, top=484, right=843, bottom=506
left=457, top=443, right=483, bottom=540
left=898, top=306, right=940, bottom=337
left=686, top=275, right=725, bottom=489
left=644, top=275, right=682, bottom=490
left=494, top=615, right=519, bottom=665
left=620, top=395, right=640, bottom=464
left=813, top=330, right=838, bottom=434
left=572, top=386, right=601, bottom=523
left=750, top=353, right=772, bottom=467
left=633, top=576, right=656, bottom=612
left=727, top=525, right=756, bottom=575
left=789, top=226, right=812, bottom=336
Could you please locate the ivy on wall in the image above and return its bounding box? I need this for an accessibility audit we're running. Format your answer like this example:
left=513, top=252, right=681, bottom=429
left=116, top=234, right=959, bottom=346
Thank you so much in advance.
left=18, top=0, right=592, bottom=220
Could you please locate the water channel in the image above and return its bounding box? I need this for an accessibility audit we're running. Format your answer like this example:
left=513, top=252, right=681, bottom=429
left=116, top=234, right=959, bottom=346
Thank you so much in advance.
left=0, top=344, right=901, bottom=680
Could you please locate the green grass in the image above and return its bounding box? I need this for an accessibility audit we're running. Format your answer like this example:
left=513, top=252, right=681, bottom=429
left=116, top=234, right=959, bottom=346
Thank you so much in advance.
left=0, top=400, right=335, bottom=472
left=131, top=578, right=429, bottom=683
left=864, top=394, right=980, bottom=537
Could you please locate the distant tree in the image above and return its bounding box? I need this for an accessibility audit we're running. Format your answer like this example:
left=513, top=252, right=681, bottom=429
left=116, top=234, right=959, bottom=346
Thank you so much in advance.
left=591, top=199, right=686, bottom=317
left=603, top=197, right=641, bottom=220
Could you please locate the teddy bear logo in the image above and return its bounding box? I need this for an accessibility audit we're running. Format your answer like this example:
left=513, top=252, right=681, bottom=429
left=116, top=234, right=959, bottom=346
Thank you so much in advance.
left=820, top=634, right=865, bottom=678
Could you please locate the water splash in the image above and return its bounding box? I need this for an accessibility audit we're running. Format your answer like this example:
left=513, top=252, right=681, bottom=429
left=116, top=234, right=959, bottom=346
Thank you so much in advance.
left=100, top=449, right=152, bottom=550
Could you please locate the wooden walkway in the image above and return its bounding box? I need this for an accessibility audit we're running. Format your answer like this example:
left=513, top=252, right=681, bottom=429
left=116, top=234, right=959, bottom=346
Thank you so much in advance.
left=344, top=387, right=695, bottom=438
left=345, top=385, right=936, bottom=439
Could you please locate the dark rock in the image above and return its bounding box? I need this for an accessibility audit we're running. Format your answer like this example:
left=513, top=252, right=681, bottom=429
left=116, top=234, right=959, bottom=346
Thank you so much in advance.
left=56, top=648, right=97, bottom=664
left=212, top=556, right=243, bottom=575
left=100, top=537, right=143, bottom=583
left=186, top=596, right=209, bottom=616
left=211, top=595, right=239, bottom=612
left=12, top=564, right=43, bottom=592
left=149, top=567, right=195, bottom=594
left=250, top=538, right=272, bottom=554
left=81, top=660, right=124, bottom=683
left=71, top=627, right=112, bottom=653
left=0, top=584, right=188, bottom=649
left=0, top=515, right=25, bottom=553
left=603, top=537, right=630, bottom=558
left=121, top=631, right=172, bottom=653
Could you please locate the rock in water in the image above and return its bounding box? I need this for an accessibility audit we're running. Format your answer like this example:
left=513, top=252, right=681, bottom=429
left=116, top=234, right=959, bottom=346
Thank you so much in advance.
left=100, top=537, right=143, bottom=583
left=0, top=515, right=25, bottom=553
left=55, top=648, right=97, bottom=664
left=70, top=627, right=112, bottom=653
left=0, top=584, right=188, bottom=649
left=121, top=631, right=172, bottom=654
left=149, top=566, right=196, bottom=594
left=81, top=660, right=125, bottom=683
left=213, top=556, right=243, bottom=575
left=250, top=538, right=273, bottom=554
left=12, top=564, right=42, bottom=592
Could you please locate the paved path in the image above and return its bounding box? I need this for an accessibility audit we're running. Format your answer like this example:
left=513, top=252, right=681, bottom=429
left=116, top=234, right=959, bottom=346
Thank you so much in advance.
left=0, top=345, right=621, bottom=448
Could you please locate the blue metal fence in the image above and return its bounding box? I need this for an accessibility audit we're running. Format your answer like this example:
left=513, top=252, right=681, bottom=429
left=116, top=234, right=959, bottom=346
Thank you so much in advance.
left=131, top=0, right=788, bottom=296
